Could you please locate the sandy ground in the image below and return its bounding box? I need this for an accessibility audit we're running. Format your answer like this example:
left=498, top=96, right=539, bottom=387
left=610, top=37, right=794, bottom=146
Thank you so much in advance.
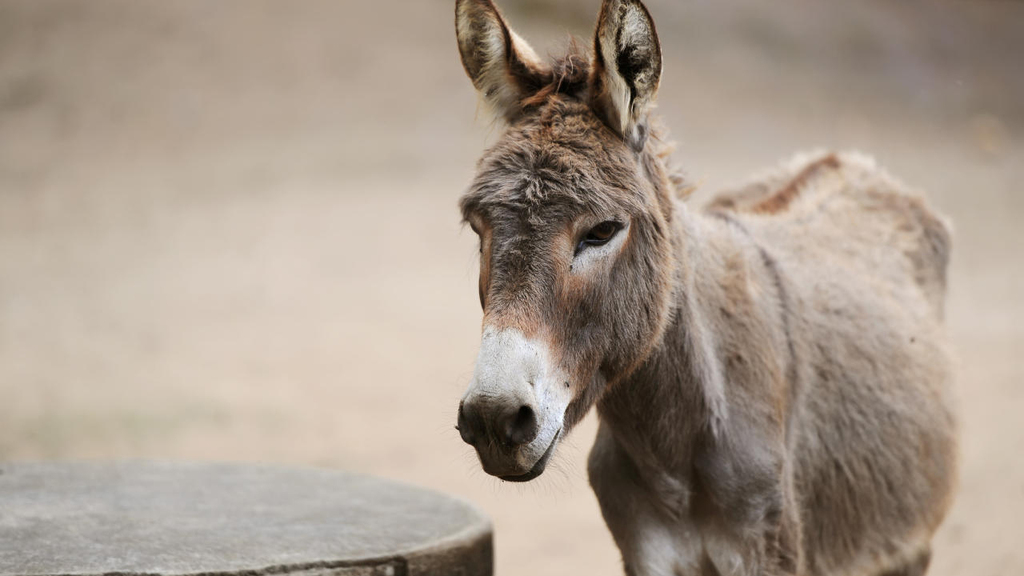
left=0, top=1, right=1021, bottom=574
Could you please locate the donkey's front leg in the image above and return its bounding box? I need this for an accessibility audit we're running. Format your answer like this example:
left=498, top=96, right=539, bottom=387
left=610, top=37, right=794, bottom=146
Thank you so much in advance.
left=694, top=441, right=802, bottom=576
left=700, top=513, right=800, bottom=576
left=589, top=424, right=705, bottom=576
left=590, top=422, right=801, bottom=576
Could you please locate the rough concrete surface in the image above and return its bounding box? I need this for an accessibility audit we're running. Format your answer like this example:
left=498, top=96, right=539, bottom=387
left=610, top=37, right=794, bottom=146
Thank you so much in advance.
left=0, top=1, right=1021, bottom=575
left=0, top=462, right=492, bottom=576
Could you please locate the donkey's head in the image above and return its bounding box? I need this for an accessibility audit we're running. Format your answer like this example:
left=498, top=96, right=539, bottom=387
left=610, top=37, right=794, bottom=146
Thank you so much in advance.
left=455, top=0, right=678, bottom=481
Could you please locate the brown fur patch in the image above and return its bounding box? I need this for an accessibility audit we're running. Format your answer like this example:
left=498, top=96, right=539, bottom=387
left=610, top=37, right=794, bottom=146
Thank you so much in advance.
left=751, top=153, right=840, bottom=214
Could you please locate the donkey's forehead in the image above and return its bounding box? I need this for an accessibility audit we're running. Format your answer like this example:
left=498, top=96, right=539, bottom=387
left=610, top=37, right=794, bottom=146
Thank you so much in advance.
left=460, top=101, right=647, bottom=223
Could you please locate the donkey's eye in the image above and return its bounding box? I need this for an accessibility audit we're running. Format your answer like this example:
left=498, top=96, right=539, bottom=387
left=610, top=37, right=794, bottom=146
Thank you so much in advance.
left=588, top=221, right=620, bottom=241
left=576, top=221, right=623, bottom=254
left=468, top=222, right=483, bottom=253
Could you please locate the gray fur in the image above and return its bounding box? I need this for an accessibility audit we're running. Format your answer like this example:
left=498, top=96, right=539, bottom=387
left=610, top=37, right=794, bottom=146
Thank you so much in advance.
left=454, top=2, right=958, bottom=574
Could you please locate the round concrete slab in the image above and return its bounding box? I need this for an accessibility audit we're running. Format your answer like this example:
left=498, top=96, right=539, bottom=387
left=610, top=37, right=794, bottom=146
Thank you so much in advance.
left=0, top=462, right=492, bottom=576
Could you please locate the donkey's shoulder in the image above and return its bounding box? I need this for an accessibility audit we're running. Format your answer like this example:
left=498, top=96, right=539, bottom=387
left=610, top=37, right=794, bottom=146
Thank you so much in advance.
left=706, top=150, right=953, bottom=317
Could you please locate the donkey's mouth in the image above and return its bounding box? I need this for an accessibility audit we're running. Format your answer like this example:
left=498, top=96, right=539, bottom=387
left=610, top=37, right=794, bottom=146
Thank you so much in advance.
left=499, top=428, right=561, bottom=483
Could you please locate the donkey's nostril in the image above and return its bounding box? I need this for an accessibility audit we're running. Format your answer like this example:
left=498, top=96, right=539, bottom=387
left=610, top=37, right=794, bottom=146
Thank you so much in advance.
left=503, top=405, right=539, bottom=446
left=457, top=402, right=477, bottom=445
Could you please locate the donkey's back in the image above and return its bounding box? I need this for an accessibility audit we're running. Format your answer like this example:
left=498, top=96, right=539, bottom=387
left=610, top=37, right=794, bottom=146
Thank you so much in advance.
left=710, top=151, right=957, bottom=575
left=711, top=151, right=951, bottom=317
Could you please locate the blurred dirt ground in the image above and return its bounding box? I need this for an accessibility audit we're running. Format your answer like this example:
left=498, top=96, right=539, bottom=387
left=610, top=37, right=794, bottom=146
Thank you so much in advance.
left=0, top=1, right=1021, bottom=574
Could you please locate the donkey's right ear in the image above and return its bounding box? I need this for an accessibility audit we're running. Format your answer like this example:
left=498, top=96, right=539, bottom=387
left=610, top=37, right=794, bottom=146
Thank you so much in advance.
left=455, top=0, right=551, bottom=122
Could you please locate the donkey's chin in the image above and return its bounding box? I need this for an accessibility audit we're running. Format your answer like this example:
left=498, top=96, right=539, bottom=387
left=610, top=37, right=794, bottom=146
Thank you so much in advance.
left=495, top=428, right=561, bottom=483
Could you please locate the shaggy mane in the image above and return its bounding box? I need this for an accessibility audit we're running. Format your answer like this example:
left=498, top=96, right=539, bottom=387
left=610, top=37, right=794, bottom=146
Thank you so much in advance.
left=520, top=41, right=592, bottom=108
left=507, top=40, right=694, bottom=202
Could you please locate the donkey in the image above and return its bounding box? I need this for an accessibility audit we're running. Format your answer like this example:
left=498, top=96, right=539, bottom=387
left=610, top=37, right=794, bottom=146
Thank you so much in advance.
left=452, top=1, right=958, bottom=574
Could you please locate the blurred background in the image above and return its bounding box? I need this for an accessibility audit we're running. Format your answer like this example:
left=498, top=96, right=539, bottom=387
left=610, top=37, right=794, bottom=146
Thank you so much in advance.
left=1, top=0, right=1021, bottom=574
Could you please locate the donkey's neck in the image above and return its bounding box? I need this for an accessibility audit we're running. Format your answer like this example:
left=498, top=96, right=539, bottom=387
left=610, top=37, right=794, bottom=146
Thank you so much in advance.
left=596, top=204, right=737, bottom=473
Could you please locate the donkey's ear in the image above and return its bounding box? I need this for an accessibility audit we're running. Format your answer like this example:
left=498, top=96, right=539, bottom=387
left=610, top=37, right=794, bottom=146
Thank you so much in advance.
left=590, top=0, right=662, bottom=150
left=456, top=0, right=551, bottom=122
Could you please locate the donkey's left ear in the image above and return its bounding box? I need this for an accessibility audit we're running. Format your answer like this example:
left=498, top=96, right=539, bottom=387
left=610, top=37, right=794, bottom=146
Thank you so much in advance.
left=590, top=0, right=662, bottom=151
